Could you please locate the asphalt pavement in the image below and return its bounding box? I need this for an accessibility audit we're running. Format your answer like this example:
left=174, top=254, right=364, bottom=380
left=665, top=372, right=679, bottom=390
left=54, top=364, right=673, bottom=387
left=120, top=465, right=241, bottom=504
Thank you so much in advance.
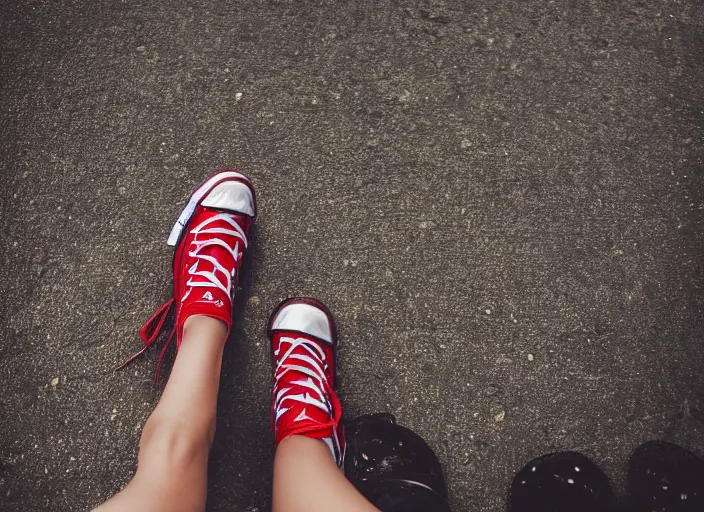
left=1, top=1, right=703, bottom=510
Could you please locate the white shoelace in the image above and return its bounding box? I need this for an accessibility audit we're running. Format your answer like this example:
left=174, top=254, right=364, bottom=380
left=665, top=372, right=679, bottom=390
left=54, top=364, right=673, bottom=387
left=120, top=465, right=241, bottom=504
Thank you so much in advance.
left=273, top=336, right=332, bottom=422
left=185, top=213, right=248, bottom=297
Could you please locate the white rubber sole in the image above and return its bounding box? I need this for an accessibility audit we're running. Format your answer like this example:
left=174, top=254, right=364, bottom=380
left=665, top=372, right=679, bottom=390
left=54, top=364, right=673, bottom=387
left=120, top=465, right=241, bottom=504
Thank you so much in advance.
left=166, top=170, right=253, bottom=247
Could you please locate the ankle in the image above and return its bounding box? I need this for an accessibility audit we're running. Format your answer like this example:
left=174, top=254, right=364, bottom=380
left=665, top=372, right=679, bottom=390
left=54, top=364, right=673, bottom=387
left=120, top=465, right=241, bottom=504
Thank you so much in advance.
left=182, top=315, right=228, bottom=342
left=277, top=435, right=340, bottom=466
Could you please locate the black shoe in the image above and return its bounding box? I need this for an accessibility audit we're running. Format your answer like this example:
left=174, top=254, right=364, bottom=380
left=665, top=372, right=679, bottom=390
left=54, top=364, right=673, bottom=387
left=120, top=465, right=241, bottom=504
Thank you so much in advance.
left=344, top=413, right=453, bottom=512
left=626, top=441, right=704, bottom=512
left=507, top=451, right=616, bottom=512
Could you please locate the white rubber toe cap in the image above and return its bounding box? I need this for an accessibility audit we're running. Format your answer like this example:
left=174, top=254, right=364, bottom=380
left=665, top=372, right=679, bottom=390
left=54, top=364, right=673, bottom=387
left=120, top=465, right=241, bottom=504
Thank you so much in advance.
left=269, top=302, right=334, bottom=344
left=201, top=180, right=256, bottom=217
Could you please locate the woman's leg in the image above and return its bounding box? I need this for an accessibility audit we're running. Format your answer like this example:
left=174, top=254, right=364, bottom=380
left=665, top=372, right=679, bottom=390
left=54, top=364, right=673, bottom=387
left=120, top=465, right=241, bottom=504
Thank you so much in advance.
left=94, top=316, right=227, bottom=512
left=273, top=436, right=380, bottom=512
left=268, top=298, right=380, bottom=512
left=95, top=169, right=258, bottom=511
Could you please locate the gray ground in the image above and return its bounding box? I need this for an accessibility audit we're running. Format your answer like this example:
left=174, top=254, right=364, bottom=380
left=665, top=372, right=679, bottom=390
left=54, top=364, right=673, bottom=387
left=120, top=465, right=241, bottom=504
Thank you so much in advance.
left=1, top=1, right=704, bottom=510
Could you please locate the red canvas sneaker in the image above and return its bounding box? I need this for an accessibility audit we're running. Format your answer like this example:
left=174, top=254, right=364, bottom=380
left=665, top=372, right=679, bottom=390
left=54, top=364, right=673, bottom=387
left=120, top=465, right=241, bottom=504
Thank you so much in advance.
left=268, top=298, right=344, bottom=466
left=119, top=169, right=256, bottom=384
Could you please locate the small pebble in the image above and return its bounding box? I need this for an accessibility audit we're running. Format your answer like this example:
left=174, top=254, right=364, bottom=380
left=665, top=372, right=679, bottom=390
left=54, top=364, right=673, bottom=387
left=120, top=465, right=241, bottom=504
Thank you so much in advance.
left=527, top=354, right=534, bottom=362
left=235, top=92, right=243, bottom=101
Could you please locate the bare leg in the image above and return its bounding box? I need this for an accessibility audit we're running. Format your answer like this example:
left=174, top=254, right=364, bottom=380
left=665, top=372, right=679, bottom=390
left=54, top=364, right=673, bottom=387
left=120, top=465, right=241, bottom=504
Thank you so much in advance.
left=273, top=436, right=380, bottom=512
left=269, top=298, right=380, bottom=512
left=94, top=316, right=227, bottom=512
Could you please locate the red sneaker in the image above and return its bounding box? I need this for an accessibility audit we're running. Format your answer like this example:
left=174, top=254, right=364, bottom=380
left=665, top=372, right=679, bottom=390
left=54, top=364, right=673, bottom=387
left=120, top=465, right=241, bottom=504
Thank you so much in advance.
left=119, top=170, right=257, bottom=384
left=268, top=298, right=344, bottom=466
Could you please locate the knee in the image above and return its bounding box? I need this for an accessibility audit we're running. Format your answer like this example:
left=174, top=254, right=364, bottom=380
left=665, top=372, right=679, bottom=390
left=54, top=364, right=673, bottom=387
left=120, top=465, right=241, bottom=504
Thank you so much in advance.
left=139, top=418, right=213, bottom=469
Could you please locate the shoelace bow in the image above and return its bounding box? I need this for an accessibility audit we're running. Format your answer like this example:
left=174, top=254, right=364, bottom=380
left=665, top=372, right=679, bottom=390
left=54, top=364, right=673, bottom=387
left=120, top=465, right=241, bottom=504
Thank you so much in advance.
left=272, top=335, right=341, bottom=436
left=117, top=212, right=247, bottom=386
